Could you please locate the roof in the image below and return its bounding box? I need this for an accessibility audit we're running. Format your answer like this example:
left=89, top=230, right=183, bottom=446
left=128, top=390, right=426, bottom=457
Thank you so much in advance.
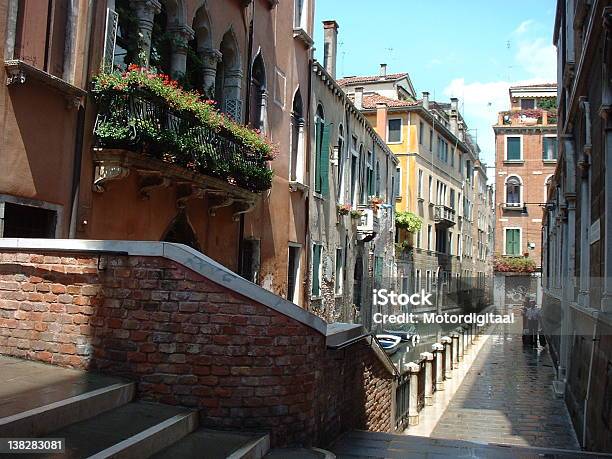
left=510, top=83, right=557, bottom=89
left=360, top=93, right=420, bottom=109
left=338, top=72, right=409, bottom=86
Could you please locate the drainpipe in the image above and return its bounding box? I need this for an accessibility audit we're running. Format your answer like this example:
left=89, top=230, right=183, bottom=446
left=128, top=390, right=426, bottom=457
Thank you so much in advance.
left=238, top=0, right=256, bottom=275
left=68, top=0, right=96, bottom=238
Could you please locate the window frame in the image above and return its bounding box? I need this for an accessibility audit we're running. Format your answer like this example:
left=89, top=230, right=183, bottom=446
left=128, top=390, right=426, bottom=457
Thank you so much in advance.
left=542, top=134, right=558, bottom=162
left=504, top=134, right=523, bottom=162
left=505, top=174, right=523, bottom=207
left=386, top=118, right=403, bottom=144
left=504, top=227, right=522, bottom=256
left=311, top=243, right=323, bottom=298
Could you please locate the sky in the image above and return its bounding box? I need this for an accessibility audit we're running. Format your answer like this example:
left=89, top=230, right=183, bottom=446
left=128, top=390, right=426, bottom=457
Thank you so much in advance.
left=313, top=0, right=558, bottom=169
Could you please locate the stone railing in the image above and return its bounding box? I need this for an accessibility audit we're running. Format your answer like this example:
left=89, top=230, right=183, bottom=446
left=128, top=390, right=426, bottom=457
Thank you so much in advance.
left=393, top=322, right=486, bottom=430
left=0, top=239, right=396, bottom=448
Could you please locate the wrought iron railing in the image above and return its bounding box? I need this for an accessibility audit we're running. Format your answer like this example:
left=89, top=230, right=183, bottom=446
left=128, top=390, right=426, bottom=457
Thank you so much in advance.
left=93, top=92, right=272, bottom=193
left=395, top=372, right=410, bottom=429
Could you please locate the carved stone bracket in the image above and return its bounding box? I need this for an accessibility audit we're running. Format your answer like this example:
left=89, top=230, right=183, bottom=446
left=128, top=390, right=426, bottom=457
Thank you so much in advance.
left=93, top=162, right=130, bottom=192
left=232, top=199, right=257, bottom=221
left=136, top=169, right=170, bottom=199
left=6, top=67, right=25, bottom=85
left=176, top=183, right=207, bottom=209
left=208, top=191, right=234, bottom=216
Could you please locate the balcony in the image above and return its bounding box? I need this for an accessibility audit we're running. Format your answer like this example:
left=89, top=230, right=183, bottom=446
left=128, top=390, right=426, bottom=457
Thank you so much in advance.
left=94, top=91, right=272, bottom=190
left=434, top=205, right=456, bottom=228
left=498, top=109, right=557, bottom=126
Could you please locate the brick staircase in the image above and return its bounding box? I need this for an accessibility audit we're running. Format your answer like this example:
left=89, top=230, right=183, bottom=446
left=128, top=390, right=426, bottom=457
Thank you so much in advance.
left=0, top=356, right=270, bottom=458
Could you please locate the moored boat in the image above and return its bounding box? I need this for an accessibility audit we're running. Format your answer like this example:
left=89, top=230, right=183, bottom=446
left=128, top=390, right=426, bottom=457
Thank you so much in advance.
left=375, top=334, right=402, bottom=355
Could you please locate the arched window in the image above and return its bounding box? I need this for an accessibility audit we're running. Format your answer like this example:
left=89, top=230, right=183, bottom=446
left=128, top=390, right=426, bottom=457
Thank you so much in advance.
left=505, top=175, right=522, bottom=207
left=314, top=104, right=328, bottom=195
left=216, top=30, right=242, bottom=120
left=544, top=175, right=553, bottom=201
left=290, top=90, right=304, bottom=182
left=249, top=53, right=266, bottom=131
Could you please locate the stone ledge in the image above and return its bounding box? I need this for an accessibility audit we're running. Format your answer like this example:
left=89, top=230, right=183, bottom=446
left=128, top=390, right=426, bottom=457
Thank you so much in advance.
left=0, top=239, right=327, bottom=335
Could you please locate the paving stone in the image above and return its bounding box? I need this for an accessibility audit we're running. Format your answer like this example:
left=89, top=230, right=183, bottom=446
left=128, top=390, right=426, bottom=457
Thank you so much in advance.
left=430, top=331, right=581, bottom=450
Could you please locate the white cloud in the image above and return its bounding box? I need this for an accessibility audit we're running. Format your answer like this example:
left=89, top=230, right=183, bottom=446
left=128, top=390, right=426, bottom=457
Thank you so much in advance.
left=513, top=19, right=534, bottom=35
left=442, top=21, right=556, bottom=167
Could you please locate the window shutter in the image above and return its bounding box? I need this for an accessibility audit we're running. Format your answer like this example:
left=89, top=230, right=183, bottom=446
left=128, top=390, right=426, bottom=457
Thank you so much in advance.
left=312, top=245, right=321, bottom=296
left=320, top=124, right=331, bottom=196
left=103, top=8, right=119, bottom=73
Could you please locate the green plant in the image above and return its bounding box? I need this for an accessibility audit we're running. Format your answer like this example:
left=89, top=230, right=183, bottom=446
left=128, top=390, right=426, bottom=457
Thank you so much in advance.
left=493, top=255, right=536, bottom=273
left=537, top=97, right=558, bottom=111
left=395, top=240, right=412, bottom=252
left=395, top=211, right=422, bottom=233
left=337, top=204, right=351, bottom=215
left=350, top=210, right=363, bottom=219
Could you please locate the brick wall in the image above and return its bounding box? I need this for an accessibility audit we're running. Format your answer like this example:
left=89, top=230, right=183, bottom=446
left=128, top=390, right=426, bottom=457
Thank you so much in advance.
left=0, top=250, right=393, bottom=447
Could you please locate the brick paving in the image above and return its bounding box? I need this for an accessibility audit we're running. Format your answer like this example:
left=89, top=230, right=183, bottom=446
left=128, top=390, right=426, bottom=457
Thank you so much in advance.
left=430, top=328, right=580, bottom=450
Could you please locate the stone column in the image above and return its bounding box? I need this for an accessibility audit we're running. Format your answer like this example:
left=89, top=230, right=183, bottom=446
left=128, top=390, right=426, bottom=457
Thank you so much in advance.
left=432, top=343, right=444, bottom=390
left=198, top=48, right=222, bottom=99
left=441, top=336, right=452, bottom=379
left=406, top=362, right=420, bottom=426
left=167, top=25, right=195, bottom=79
left=130, top=0, right=161, bottom=66
left=451, top=333, right=459, bottom=369
left=420, top=352, right=434, bottom=406
left=223, top=69, right=244, bottom=122
left=457, top=329, right=464, bottom=361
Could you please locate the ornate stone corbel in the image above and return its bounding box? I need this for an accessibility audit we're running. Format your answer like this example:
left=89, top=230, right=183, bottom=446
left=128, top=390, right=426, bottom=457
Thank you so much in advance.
left=176, top=183, right=207, bottom=209
left=232, top=199, right=257, bottom=221
left=208, top=191, right=234, bottom=216
left=6, top=67, right=25, bottom=85
left=93, top=162, right=130, bottom=192
left=136, top=169, right=170, bottom=199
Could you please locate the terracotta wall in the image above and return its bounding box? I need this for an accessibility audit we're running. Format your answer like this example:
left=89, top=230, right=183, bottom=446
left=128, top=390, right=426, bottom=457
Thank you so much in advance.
left=0, top=250, right=393, bottom=447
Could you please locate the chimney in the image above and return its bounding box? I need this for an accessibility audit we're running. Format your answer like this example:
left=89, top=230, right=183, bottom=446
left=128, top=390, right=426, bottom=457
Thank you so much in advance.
left=422, top=91, right=430, bottom=110
left=450, top=97, right=459, bottom=135
left=380, top=63, right=387, bottom=77
left=354, top=86, right=364, bottom=110
left=450, top=97, right=458, bottom=112
left=323, top=20, right=339, bottom=78
left=376, top=102, right=388, bottom=139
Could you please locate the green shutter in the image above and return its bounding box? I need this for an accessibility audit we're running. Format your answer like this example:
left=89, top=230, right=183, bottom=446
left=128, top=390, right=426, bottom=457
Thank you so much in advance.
left=314, top=121, right=322, bottom=193
left=506, top=229, right=520, bottom=255
left=320, top=124, right=331, bottom=196
left=507, top=137, right=521, bottom=160
left=312, top=245, right=321, bottom=296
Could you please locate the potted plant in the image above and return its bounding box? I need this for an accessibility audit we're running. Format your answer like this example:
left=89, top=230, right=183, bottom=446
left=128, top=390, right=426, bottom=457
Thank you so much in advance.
left=350, top=210, right=364, bottom=220
left=337, top=204, right=351, bottom=216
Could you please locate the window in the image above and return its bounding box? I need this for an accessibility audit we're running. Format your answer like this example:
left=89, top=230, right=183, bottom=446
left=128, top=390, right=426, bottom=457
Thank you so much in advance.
left=335, top=247, right=343, bottom=295
left=350, top=139, right=359, bottom=206
left=239, top=239, right=260, bottom=283
left=366, top=151, right=374, bottom=196
left=416, top=229, right=422, bottom=248
left=294, top=0, right=306, bottom=29
left=449, top=189, right=455, bottom=209
left=505, top=228, right=521, bottom=256
left=290, top=90, right=304, bottom=182
left=287, top=245, right=301, bottom=303
left=428, top=176, right=433, bottom=202
left=314, top=105, right=330, bottom=195
left=1, top=202, right=57, bottom=238
left=337, top=124, right=344, bottom=195
left=425, top=270, right=432, bottom=292
left=427, top=224, right=432, bottom=250
left=429, top=128, right=433, bottom=150
left=505, top=175, right=522, bottom=206
left=14, top=0, right=69, bottom=77
left=419, top=122, right=424, bottom=144
left=249, top=53, right=267, bottom=131
left=417, top=170, right=423, bottom=199
left=544, top=175, right=553, bottom=201
left=311, top=244, right=323, bottom=296
left=415, top=269, right=422, bottom=290
left=387, top=119, right=402, bottom=143
left=543, top=136, right=558, bottom=161
left=520, top=98, right=535, bottom=109
left=395, top=166, right=401, bottom=198
left=505, top=136, right=522, bottom=161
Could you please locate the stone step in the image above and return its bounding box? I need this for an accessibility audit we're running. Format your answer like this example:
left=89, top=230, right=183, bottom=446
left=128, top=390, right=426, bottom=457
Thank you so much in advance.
left=330, top=430, right=612, bottom=458
left=151, top=428, right=270, bottom=459
left=25, top=401, right=198, bottom=459
left=0, top=356, right=134, bottom=437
